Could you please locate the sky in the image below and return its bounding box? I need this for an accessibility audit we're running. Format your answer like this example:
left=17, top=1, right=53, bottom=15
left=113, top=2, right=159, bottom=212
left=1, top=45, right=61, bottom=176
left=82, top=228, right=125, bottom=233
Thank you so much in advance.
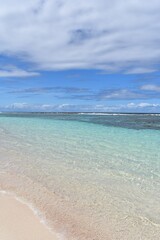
left=0, top=0, right=160, bottom=112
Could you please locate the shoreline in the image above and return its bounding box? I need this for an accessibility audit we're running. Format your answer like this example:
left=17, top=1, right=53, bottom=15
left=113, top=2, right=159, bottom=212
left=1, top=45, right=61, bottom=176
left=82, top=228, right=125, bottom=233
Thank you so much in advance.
left=0, top=193, right=60, bottom=240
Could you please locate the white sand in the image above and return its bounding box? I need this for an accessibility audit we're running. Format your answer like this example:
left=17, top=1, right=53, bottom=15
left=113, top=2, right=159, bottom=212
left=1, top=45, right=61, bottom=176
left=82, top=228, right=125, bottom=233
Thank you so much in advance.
left=0, top=194, right=59, bottom=240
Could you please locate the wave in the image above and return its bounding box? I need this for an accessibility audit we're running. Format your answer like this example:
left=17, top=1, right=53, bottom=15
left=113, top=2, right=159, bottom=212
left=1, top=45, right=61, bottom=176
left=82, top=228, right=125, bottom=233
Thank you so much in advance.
left=0, top=190, right=65, bottom=240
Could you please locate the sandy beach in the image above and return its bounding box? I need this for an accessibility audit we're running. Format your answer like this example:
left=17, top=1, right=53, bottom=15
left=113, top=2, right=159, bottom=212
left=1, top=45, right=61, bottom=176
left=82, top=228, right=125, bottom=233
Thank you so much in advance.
left=0, top=194, right=58, bottom=240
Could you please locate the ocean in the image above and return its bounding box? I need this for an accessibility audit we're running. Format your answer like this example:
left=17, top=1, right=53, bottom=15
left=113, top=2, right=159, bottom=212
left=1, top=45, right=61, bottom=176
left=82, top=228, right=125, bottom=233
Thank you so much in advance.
left=0, top=113, right=160, bottom=239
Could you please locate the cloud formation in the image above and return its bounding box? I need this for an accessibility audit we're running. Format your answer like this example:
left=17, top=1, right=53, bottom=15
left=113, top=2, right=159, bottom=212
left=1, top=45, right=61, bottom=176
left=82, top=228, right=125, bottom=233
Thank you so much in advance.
left=7, top=86, right=160, bottom=100
left=1, top=102, right=160, bottom=112
left=97, top=89, right=145, bottom=100
left=0, top=0, right=160, bottom=72
left=0, top=65, right=39, bottom=77
left=8, top=87, right=89, bottom=94
left=140, top=84, right=160, bottom=92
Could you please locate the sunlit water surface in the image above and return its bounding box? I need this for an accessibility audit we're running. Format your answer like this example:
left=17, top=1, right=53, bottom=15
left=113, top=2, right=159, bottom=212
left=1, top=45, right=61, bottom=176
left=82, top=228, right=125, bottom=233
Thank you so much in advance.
left=0, top=113, right=160, bottom=240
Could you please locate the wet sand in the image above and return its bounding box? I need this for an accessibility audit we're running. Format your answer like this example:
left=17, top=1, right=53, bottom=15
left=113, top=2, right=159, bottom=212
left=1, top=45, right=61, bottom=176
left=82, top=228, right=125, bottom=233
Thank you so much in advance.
left=0, top=194, right=59, bottom=240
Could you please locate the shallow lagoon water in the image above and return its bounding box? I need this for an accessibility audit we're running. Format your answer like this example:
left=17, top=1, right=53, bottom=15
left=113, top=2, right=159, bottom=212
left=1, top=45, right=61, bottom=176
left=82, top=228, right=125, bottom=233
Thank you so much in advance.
left=0, top=113, right=160, bottom=239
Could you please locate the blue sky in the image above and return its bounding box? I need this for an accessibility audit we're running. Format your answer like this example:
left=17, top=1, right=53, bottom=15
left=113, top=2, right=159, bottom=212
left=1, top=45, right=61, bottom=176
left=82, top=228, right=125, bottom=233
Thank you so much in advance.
left=0, top=0, right=160, bottom=112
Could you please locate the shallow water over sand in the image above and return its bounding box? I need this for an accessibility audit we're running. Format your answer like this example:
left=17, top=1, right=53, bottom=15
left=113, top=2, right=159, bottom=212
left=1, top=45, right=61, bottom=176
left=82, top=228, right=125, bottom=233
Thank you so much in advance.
left=0, top=113, right=160, bottom=239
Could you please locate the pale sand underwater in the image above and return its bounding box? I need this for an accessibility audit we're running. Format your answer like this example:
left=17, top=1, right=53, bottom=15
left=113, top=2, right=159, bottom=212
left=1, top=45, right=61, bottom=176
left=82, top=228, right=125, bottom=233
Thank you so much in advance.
left=0, top=194, right=58, bottom=240
left=0, top=113, right=160, bottom=239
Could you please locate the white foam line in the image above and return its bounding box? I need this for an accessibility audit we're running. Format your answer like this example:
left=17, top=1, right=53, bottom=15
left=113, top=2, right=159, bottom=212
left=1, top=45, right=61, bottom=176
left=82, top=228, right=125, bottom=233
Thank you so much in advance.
left=0, top=189, right=66, bottom=240
left=77, top=113, right=160, bottom=116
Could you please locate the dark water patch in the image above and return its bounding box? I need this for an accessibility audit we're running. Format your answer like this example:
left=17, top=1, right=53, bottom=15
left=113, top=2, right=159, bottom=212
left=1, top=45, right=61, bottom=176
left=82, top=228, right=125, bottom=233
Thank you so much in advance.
left=0, top=112, right=160, bottom=130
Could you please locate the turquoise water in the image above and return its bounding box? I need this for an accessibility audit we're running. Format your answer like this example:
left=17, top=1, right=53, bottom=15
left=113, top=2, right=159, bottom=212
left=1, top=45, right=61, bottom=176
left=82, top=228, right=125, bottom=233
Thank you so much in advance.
left=0, top=113, right=160, bottom=239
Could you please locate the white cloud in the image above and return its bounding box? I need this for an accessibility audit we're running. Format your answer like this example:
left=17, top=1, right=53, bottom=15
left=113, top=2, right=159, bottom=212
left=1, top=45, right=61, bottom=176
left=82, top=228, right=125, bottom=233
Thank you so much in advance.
left=102, top=89, right=145, bottom=99
left=100, top=89, right=145, bottom=100
left=126, top=102, right=160, bottom=108
left=140, top=84, right=160, bottom=92
left=0, top=65, right=39, bottom=77
left=125, top=68, right=157, bottom=74
left=1, top=102, right=160, bottom=112
left=0, top=0, right=160, bottom=72
left=7, top=103, right=30, bottom=109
